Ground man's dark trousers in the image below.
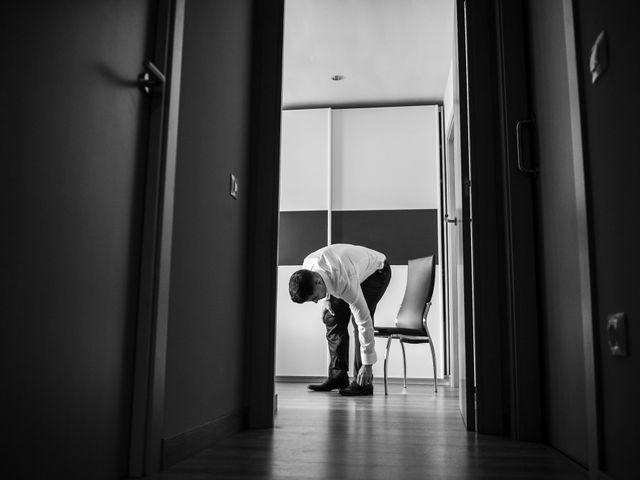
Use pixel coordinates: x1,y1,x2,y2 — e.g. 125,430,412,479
322,261,392,380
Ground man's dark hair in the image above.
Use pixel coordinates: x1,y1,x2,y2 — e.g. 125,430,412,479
289,269,315,303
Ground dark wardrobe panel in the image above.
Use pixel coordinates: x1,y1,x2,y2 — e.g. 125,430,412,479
332,210,438,264
279,211,328,265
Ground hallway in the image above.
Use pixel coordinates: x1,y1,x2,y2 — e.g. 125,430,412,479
151,382,586,479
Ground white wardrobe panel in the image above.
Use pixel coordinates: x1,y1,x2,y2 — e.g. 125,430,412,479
276,264,443,379
279,108,330,212
275,266,328,377
331,105,440,211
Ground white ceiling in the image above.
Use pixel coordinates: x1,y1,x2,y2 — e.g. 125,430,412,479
282,0,454,109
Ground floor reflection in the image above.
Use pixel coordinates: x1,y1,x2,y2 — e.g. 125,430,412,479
153,381,586,479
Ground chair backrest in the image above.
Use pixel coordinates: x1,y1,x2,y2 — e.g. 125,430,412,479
395,256,436,331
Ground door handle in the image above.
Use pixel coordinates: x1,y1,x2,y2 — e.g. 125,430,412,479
516,119,538,174
138,61,166,95
445,216,458,226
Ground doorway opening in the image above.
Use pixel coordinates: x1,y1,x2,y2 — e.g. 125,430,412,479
272,0,467,417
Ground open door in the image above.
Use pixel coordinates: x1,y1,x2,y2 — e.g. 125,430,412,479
515,0,597,469
1,1,178,478
443,0,476,430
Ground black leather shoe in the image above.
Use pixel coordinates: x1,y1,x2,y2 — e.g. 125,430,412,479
339,381,374,396
307,376,350,391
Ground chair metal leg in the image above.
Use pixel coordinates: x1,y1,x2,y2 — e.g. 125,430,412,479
400,340,407,390
428,339,438,393
384,336,392,395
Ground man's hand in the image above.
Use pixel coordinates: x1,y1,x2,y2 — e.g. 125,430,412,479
356,364,373,386
321,300,334,316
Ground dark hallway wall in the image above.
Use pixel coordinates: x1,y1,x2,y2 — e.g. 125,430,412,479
162,0,253,457
573,1,640,478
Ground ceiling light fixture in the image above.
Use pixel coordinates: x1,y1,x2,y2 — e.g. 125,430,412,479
331,75,344,81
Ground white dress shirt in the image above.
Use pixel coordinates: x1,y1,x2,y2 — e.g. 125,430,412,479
302,244,386,365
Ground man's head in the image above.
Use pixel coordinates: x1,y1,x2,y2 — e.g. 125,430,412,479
289,269,326,304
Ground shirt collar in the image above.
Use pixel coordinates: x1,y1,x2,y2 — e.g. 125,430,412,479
316,270,333,299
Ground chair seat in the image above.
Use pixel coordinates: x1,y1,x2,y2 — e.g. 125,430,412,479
374,326,426,337
398,335,430,344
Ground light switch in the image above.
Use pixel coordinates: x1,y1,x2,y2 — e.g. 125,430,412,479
230,173,238,199
607,312,628,357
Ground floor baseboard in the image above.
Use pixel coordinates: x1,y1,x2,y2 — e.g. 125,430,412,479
162,411,241,469
276,375,449,385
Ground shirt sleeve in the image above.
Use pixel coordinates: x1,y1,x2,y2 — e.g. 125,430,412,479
349,286,378,365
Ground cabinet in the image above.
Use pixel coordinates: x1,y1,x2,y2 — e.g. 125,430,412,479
276,106,442,380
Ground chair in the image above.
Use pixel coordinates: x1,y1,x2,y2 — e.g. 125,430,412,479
374,256,438,395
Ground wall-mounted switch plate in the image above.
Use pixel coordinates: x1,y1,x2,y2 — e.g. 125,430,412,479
607,312,628,357
230,173,238,199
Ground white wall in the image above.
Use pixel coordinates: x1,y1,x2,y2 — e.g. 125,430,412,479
277,105,443,380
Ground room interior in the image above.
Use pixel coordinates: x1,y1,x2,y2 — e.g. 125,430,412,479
275,0,454,391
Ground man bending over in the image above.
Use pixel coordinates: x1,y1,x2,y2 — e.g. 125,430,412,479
289,244,391,396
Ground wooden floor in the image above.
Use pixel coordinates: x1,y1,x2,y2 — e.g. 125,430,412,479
150,382,586,479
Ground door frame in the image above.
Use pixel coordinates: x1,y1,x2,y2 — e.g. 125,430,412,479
456,0,512,434
493,0,543,440
443,116,459,388
452,0,477,431
247,0,516,437
242,0,286,429
128,0,185,476
245,0,501,434
558,1,600,472
438,105,450,378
